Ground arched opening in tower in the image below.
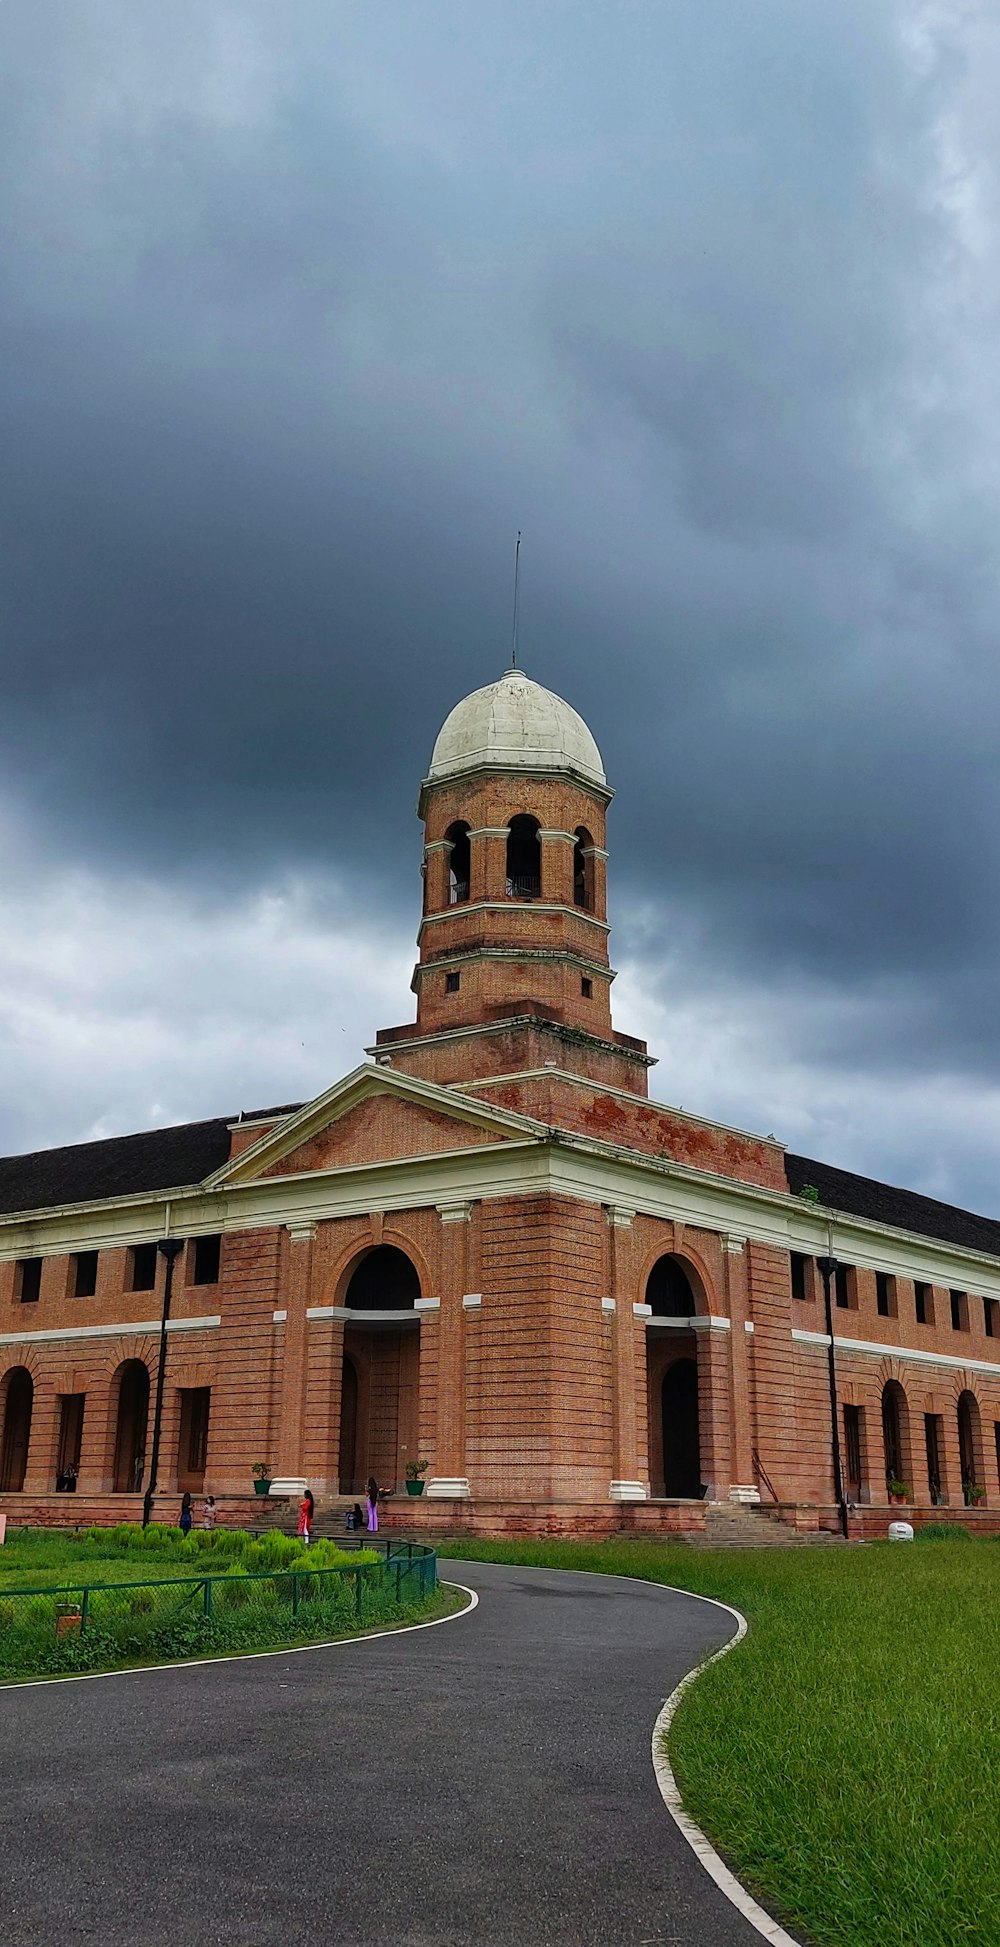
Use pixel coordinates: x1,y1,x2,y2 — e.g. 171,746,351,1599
506,816,541,899
574,826,594,909
446,821,471,904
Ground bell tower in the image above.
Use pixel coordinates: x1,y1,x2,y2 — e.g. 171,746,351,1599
369,667,651,1094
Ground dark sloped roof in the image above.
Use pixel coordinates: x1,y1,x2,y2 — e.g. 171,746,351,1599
0,1118,235,1218
786,1152,1000,1261
0,1102,308,1219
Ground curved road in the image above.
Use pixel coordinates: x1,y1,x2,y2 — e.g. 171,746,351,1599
0,1559,779,1947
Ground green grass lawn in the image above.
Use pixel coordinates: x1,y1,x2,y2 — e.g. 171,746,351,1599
0,1524,439,1680
438,1534,1000,1947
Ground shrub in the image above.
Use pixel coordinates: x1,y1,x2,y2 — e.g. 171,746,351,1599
916,1523,974,1542
128,1588,156,1615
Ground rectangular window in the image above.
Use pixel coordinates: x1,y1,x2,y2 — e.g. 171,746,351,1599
834,1263,853,1309
73,1250,98,1298
950,1289,968,1332
995,1423,1000,1496
581,977,593,998
914,1281,932,1326
192,1234,221,1286
129,1243,158,1293
445,971,461,993
790,1252,809,1302
985,1298,999,1340
178,1387,211,1484
875,1271,894,1318
16,1258,42,1304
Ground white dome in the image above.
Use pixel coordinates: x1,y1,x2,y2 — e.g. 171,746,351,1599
426,668,606,789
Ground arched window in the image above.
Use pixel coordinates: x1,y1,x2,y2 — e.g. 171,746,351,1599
881,1380,907,1493
113,1360,150,1493
0,1367,33,1492
958,1390,983,1504
446,822,470,905
344,1245,421,1312
574,826,595,910
646,1255,696,1319
506,816,541,899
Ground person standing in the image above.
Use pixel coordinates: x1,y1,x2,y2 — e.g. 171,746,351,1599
179,1491,193,1537
201,1495,217,1531
298,1488,315,1546
366,1476,379,1533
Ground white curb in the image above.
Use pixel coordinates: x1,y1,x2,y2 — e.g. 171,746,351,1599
650,1595,803,1945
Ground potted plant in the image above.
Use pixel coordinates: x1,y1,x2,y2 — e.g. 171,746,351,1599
966,1481,987,1506
252,1461,273,1497
405,1458,429,1497
887,1478,909,1505
55,1601,82,1638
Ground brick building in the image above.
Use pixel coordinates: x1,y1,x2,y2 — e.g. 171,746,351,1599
4,666,1000,1536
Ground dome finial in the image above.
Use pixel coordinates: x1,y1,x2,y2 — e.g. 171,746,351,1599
510,529,522,670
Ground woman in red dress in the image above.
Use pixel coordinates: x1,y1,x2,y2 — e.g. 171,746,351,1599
297,1488,314,1545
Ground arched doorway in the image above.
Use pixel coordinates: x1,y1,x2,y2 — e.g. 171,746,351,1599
339,1247,421,1494
645,1254,703,1497
662,1359,701,1498
113,1361,150,1493
881,1380,907,1495
0,1368,33,1492
958,1390,983,1504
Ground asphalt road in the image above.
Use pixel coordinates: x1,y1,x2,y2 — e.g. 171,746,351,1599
0,1559,774,1947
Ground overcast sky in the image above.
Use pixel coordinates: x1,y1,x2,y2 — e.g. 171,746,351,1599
2,1,1000,1214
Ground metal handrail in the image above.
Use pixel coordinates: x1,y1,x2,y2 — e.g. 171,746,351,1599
505,874,540,898
751,1447,779,1502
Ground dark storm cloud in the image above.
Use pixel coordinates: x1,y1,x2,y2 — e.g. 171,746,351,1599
2,0,1000,1197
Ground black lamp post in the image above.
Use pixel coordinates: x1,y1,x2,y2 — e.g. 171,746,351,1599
816,1255,849,1539
142,1237,184,1530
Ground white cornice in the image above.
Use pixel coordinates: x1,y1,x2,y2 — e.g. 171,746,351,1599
419,901,610,935
793,1326,1000,1381
411,946,614,981
0,1314,220,1348
4,1096,1000,1306
366,1013,654,1068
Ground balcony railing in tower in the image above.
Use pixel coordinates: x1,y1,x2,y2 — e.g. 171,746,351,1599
506,874,541,899
449,880,469,905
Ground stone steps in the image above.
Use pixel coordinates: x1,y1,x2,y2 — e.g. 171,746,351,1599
686,1504,844,1549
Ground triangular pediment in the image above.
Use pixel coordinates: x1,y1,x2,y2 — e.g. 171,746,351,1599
205,1063,547,1188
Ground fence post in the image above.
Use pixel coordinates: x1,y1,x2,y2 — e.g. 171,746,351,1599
80,1587,90,1633
203,1577,213,1618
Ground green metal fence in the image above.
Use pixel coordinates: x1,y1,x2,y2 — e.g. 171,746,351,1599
0,1541,438,1676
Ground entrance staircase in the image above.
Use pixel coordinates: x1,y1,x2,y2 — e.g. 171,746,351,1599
689,1502,844,1549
